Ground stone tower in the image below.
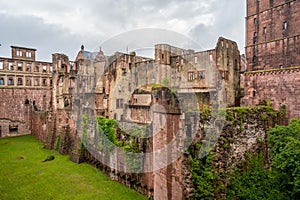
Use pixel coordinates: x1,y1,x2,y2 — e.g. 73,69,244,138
244,0,300,121
245,0,300,71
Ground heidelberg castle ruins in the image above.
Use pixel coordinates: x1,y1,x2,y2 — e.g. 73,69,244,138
0,0,299,199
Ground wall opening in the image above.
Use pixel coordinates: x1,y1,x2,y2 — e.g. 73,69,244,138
9,125,18,134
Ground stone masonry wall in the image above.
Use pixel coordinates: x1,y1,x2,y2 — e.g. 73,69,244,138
0,88,51,138
185,106,285,199
244,67,300,121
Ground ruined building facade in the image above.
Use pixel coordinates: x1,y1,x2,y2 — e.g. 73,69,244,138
0,46,52,138
244,0,300,120
0,36,241,199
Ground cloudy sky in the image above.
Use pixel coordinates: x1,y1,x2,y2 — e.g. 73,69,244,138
0,0,245,62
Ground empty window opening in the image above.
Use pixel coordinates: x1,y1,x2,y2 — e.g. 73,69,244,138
0,77,4,85
26,79,31,86
161,53,164,60
252,55,257,64
8,78,14,85
16,50,22,57
263,27,267,34
26,52,32,58
34,78,39,86
9,125,18,134
253,32,257,44
283,21,288,30
209,54,213,64
254,18,257,24
25,99,30,105
17,63,22,71
0,62,3,70
43,65,47,73
17,78,23,85
9,62,13,70
234,59,238,70
194,56,198,64
26,63,31,71
116,98,124,109
198,71,205,80
42,79,47,86
35,66,39,72
188,72,195,81
253,91,256,97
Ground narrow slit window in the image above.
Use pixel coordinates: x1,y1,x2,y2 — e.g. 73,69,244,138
283,21,288,30
263,27,267,34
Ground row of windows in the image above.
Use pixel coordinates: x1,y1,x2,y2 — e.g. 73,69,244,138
0,77,50,86
252,21,288,44
188,71,205,81
0,61,52,72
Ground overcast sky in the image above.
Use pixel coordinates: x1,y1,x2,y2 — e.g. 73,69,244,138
0,0,246,62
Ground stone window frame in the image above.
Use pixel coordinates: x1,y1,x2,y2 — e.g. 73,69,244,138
252,55,258,64
42,65,47,73
188,71,195,81
16,50,22,57
26,78,32,86
17,77,23,86
8,77,14,85
26,51,32,58
0,61,3,70
35,65,39,72
283,21,288,30
26,63,31,72
9,62,14,70
17,63,23,71
263,27,267,34
34,78,40,86
42,78,47,86
116,98,124,109
253,32,257,44
0,77,4,85
198,71,205,80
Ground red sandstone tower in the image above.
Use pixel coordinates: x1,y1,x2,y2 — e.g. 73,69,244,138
244,0,300,120
245,0,300,71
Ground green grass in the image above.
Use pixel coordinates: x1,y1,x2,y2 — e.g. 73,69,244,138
0,135,147,200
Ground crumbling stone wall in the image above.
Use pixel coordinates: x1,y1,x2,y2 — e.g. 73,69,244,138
185,106,285,199
0,88,51,138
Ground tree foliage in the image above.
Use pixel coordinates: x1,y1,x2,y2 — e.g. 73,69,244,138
226,119,300,199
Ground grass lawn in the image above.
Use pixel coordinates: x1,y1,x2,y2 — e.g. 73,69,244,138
0,135,147,200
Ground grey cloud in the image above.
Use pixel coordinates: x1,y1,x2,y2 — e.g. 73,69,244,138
0,13,100,61
0,0,245,60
